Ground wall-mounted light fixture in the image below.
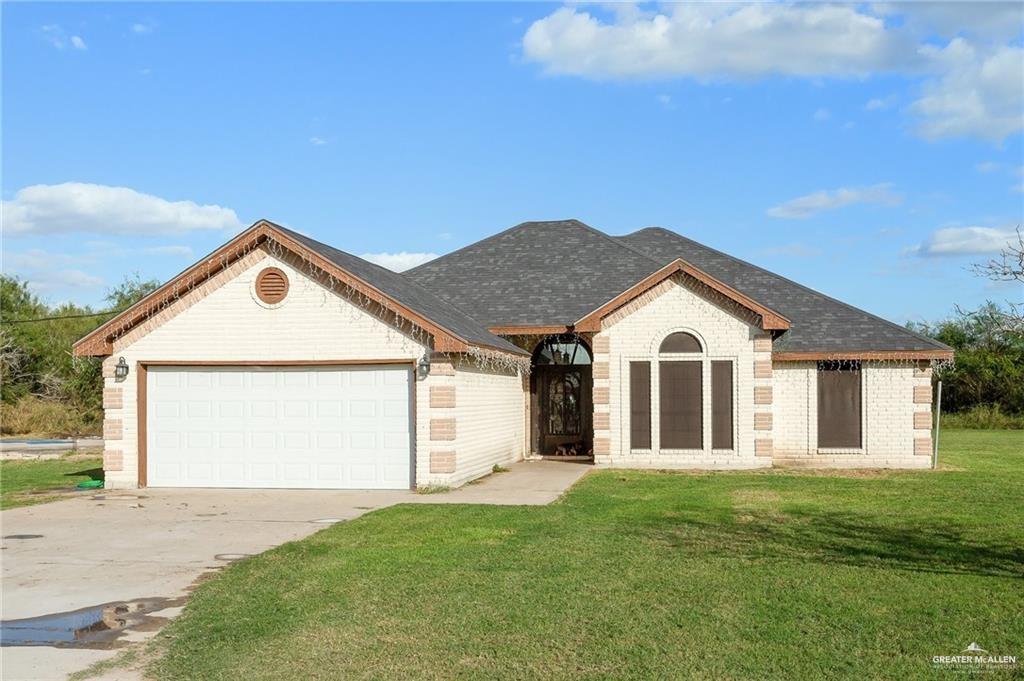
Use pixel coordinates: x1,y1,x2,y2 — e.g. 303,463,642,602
114,357,129,380
417,354,430,379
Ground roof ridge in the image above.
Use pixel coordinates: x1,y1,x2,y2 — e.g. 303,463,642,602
404,219,584,275
627,227,951,352
568,219,665,267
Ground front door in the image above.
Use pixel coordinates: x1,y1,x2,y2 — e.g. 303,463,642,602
535,365,592,456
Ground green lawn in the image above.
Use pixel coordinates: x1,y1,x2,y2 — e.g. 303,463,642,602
151,430,1023,680
0,454,103,509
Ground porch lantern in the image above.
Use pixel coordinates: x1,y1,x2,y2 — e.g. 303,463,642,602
114,357,129,380
417,354,430,379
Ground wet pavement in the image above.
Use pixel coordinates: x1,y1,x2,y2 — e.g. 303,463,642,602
1,598,182,648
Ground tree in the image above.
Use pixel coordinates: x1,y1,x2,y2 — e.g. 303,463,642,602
968,227,1023,336
0,273,161,435
910,302,1024,415
104,273,162,311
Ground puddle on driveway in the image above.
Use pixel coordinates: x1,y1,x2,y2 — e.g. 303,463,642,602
1,597,183,648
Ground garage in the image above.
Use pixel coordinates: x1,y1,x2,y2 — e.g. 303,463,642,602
144,364,413,489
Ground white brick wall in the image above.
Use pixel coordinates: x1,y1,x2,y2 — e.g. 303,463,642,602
773,361,932,468
597,275,769,469
419,357,525,488
104,247,429,488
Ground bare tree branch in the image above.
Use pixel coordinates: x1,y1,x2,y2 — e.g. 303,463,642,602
965,227,1023,337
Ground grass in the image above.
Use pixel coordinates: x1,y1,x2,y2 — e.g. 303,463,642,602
150,430,1023,680
0,453,103,509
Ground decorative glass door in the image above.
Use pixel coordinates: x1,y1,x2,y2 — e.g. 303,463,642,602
546,370,582,437
530,336,594,457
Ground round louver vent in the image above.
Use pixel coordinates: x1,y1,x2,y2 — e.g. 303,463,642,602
255,267,289,304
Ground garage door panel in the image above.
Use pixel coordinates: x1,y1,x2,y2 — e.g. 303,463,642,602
147,365,412,489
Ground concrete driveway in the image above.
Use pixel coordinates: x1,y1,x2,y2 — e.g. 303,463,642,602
1,460,588,680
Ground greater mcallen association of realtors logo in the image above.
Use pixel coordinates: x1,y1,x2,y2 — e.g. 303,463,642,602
932,642,1018,673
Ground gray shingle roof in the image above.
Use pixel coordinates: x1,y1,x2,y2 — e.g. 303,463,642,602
405,220,664,326
272,224,527,355
405,220,951,355
617,227,951,354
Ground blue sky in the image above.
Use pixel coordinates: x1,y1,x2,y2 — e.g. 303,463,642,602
2,2,1022,326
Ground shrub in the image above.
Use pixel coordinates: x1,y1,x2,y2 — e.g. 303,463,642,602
941,404,1024,430
0,396,102,437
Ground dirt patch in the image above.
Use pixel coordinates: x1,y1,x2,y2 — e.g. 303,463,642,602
771,468,902,479
731,488,787,524
731,489,782,505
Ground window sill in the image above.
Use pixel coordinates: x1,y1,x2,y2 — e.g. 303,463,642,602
817,448,865,455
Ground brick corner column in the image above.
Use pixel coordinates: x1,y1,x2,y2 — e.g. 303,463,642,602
752,333,773,460
591,333,612,462
912,365,934,457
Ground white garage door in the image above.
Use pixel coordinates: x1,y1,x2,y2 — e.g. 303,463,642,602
146,365,412,489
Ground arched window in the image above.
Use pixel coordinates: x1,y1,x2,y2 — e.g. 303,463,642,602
659,331,702,354
532,337,592,365
658,330,704,449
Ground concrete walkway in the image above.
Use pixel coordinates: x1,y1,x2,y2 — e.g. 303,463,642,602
1,459,589,680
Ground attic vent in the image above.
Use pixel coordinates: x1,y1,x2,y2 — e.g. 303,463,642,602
255,267,289,304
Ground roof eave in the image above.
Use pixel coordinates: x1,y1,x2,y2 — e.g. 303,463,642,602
772,349,954,361
572,258,791,333
73,220,481,357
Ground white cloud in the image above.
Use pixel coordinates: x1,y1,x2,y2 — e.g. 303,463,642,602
523,5,917,80
912,226,1018,256
767,183,903,219
522,4,1023,143
131,22,155,34
26,269,104,294
144,245,193,258
2,183,242,236
975,161,1001,173
70,35,87,50
309,136,328,146
41,25,70,50
813,107,830,121
359,252,438,272
881,2,1024,42
911,40,1024,142
864,95,896,111
656,93,674,109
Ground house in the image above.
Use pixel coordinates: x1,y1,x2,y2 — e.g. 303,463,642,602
73,219,953,490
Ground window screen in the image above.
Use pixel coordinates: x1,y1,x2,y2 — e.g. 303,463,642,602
660,361,702,449
817,361,862,448
711,361,733,449
630,362,651,449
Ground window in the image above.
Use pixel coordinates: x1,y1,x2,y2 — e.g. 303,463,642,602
660,361,702,449
817,361,862,448
630,362,651,449
711,361,733,449
659,332,702,353
532,338,592,365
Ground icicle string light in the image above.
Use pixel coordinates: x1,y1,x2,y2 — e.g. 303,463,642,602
94,235,953,378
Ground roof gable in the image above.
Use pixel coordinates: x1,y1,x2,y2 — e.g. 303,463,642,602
617,227,952,357
573,258,790,332
73,220,526,357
